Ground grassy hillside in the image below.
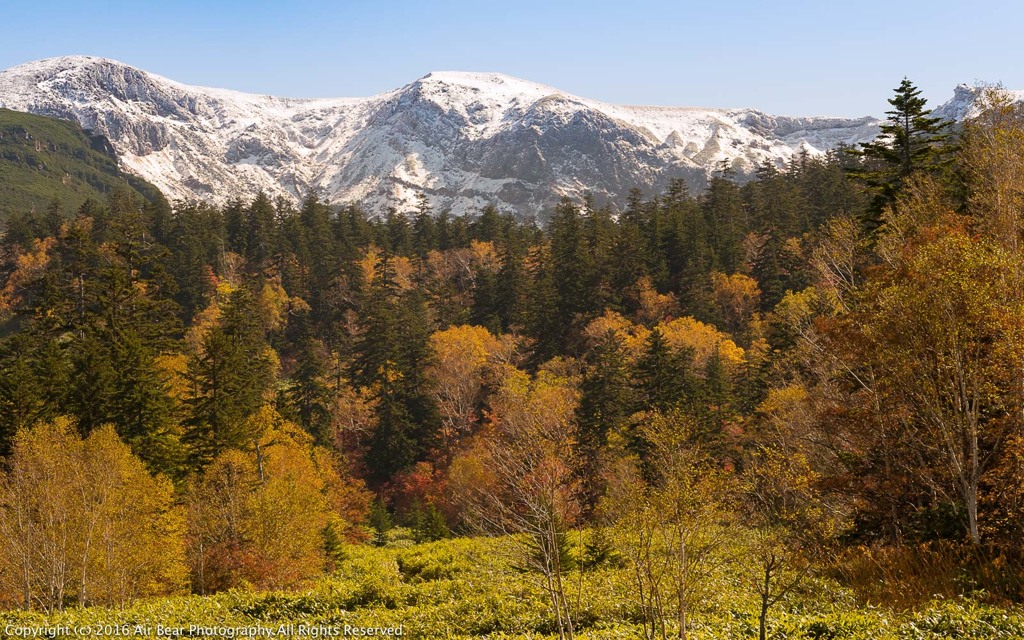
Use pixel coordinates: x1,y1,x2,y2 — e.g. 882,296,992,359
2,533,1022,639
0,107,162,220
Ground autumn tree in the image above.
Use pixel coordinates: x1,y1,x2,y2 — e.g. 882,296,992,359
602,411,735,640
0,419,186,611
709,271,761,337
187,408,365,592
961,87,1024,259
77,426,187,606
453,364,582,640
959,89,1024,544
425,325,516,453
742,448,833,640
852,203,1024,543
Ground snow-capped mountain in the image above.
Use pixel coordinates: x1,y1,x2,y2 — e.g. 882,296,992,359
931,83,1024,122
0,56,888,215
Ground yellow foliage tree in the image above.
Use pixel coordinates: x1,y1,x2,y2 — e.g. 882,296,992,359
583,311,645,354
359,246,414,290
452,364,582,639
962,87,1024,257
426,325,518,445
710,272,761,335
331,380,378,456
80,426,187,606
0,236,55,320
631,276,680,326
855,224,1024,544
0,419,186,611
602,411,736,640
188,408,368,592
656,317,745,371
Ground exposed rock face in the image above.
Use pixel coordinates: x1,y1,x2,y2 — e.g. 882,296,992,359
2,56,951,216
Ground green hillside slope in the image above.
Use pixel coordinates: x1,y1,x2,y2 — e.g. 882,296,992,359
0,107,163,220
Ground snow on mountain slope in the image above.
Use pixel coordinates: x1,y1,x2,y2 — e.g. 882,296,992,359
0,56,893,215
931,83,1024,122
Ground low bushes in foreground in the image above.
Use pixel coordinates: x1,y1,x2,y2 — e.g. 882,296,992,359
2,535,1023,639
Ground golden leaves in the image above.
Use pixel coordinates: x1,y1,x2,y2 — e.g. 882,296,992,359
583,310,746,371
188,407,368,592
710,271,761,334
0,419,187,609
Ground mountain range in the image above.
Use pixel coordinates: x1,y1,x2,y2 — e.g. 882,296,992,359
0,56,1005,216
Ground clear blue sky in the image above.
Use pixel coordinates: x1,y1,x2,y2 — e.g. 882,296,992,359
2,0,1020,117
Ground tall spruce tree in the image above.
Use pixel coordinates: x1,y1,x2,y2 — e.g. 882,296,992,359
702,166,747,274
286,332,334,444
184,286,275,469
352,253,440,484
577,330,635,476
412,194,437,258
633,328,699,414
547,197,598,350
851,78,951,232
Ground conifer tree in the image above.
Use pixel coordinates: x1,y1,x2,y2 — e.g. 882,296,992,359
577,331,635,500
525,246,563,362
287,333,334,444
245,192,277,270
470,260,502,334
352,253,439,483
384,208,413,257
470,204,503,243
184,286,275,469
702,167,747,274
609,192,649,312
851,78,951,232
412,194,438,258
547,197,599,350
655,179,695,292
0,336,55,455
495,232,528,332
634,328,698,414
167,202,225,317
297,192,340,321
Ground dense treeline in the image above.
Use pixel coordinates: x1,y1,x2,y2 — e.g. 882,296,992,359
0,149,858,479
1,81,1023,630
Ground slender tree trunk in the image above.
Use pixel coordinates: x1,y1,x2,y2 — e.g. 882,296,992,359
253,439,266,483
969,413,980,544
550,521,574,640
759,603,769,640
759,563,773,640
966,479,980,544
677,533,687,640
545,568,565,640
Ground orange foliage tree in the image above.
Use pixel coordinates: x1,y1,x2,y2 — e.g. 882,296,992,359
426,324,518,446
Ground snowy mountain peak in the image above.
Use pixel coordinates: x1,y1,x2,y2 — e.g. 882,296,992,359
7,55,121,74
932,83,1024,122
0,57,998,217
414,71,565,101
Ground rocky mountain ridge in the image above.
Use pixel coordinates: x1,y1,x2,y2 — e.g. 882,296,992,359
1,56,977,216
